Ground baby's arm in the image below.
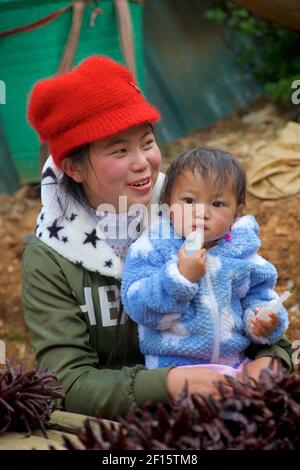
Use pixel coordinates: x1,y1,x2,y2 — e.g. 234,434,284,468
121,236,199,329
241,260,289,344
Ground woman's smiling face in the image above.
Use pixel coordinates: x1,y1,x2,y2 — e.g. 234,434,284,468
64,125,161,211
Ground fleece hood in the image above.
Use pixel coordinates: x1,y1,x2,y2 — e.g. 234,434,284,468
35,155,164,278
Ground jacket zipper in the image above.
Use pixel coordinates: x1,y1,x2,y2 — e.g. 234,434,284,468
205,256,220,363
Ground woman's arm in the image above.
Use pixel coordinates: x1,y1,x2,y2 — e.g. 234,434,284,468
23,240,230,417
239,337,293,382
245,336,293,373
22,241,172,419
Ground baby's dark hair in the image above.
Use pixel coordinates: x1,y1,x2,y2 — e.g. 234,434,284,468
160,147,246,207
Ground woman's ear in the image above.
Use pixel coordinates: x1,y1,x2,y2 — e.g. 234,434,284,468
61,157,84,183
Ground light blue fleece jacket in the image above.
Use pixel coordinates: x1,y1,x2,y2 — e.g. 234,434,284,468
121,215,289,369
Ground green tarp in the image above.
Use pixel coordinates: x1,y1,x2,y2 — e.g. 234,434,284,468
0,0,144,185
144,0,261,144
0,0,263,188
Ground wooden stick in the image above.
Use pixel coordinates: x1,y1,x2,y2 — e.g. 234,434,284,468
114,0,136,77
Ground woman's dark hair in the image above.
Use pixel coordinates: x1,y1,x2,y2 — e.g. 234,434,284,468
59,143,91,211
49,125,155,354
160,147,246,207
38,143,91,221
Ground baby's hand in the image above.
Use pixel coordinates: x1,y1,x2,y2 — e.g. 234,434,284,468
178,246,207,282
251,308,279,337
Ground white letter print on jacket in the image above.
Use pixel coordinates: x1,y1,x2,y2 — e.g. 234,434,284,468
79,286,126,327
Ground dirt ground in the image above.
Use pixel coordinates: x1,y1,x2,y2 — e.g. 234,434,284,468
0,100,299,368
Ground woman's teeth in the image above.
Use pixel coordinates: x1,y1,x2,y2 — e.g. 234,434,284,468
132,178,150,187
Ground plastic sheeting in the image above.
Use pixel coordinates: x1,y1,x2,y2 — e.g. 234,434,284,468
144,0,261,144
0,122,19,194
248,122,300,199
0,0,144,183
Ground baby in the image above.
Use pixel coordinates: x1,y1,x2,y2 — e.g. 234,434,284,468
121,148,289,371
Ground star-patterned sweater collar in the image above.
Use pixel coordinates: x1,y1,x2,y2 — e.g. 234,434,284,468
36,156,164,278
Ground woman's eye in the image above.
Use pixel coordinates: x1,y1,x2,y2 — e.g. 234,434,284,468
111,148,127,155
184,197,194,204
213,201,224,208
143,139,154,148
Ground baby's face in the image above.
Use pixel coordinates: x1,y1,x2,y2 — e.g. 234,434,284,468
169,169,241,247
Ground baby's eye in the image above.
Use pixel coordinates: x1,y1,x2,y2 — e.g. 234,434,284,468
213,201,224,208
183,197,194,204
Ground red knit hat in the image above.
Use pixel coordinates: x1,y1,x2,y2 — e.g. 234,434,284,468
27,55,160,167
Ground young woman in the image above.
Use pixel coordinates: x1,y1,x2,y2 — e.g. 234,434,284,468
23,56,293,420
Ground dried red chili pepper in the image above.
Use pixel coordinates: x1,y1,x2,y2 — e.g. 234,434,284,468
64,362,300,450
0,361,64,437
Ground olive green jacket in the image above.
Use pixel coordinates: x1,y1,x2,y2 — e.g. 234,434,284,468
22,237,293,420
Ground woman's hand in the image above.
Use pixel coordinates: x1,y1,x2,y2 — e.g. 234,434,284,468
238,356,280,382
166,366,230,399
178,246,207,283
